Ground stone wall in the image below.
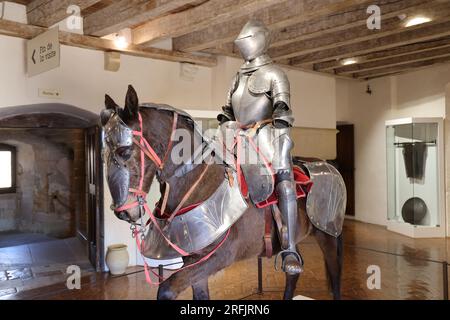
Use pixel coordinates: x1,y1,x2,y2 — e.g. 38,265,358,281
0,129,85,238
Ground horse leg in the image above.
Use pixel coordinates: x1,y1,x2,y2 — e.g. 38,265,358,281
157,208,264,300
313,229,343,300
192,278,210,300
157,236,237,300
283,273,300,300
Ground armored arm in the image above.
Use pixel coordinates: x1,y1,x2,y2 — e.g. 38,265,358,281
217,73,239,124
271,69,294,128
270,67,295,172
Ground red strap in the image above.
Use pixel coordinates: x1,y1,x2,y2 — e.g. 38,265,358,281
159,182,170,218
132,112,163,169
134,230,164,286
155,201,202,218
144,203,190,256
115,201,139,212
236,135,248,198
136,227,231,286
132,137,162,169
166,164,210,225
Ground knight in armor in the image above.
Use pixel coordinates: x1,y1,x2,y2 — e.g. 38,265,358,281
217,20,303,275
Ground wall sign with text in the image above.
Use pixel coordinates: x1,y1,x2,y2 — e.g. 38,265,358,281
27,27,60,77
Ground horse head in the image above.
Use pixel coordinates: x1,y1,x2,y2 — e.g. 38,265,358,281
101,85,160,224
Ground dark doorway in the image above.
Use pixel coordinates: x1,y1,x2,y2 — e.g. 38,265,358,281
85,126,105,271
335,124,355,217
0,104,103,296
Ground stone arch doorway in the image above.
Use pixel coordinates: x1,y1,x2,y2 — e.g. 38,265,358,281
0,104,104,294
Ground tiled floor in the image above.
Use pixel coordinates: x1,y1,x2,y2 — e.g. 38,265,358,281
0,236,88,266
2,220,449,300
0,231,54,248
0,236,94,296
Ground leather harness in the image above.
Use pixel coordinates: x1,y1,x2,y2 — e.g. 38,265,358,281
113,111,230,285
110,110,308,283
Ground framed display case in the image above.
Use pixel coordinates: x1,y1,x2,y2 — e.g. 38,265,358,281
386,117,445,238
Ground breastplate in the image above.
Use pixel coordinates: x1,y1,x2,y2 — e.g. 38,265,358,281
231,73,272,126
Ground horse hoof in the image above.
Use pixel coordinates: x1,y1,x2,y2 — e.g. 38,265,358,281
157,286,177,300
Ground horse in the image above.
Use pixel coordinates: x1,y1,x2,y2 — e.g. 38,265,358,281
101,85,344,300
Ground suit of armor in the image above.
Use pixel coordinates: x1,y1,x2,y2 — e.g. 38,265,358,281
217,20,303,275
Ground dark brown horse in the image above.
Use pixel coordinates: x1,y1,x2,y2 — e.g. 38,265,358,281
101,86,343,300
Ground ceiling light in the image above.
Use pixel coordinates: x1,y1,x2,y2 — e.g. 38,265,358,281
342,58,358,66
405,16,432,27
114,34,129,50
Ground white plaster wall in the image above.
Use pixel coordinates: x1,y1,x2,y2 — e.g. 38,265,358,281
394,65,447,118
446,83,450,237
336,63,450,228
344,77,394,226
335,79,351,123
0,34,338,266
285,68,336,129
0,36,214,110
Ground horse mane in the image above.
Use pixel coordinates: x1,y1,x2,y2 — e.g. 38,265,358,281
139,103,196,126
137,103,206,146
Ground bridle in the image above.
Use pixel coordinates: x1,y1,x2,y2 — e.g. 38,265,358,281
107,108,230,285
113,111,178,221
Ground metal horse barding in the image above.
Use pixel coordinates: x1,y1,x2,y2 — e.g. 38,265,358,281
101,86,346,300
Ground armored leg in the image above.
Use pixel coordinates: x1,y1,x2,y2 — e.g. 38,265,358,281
276,171,303,275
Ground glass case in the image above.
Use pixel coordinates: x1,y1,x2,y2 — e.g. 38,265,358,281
386,118,445,238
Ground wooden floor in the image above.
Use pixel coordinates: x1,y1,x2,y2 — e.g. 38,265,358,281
2,220,449,300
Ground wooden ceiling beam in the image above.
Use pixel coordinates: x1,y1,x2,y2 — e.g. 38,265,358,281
353,55,450,79
314,36,450,71
83,0,200,37
268,0,432,49
4,0,33,5
0,19,217,67
290,20,450,67
205,45,354,81
132,0,279,46
26,0,102,27
270,2,450,61
173,0,374,52
80,0,115,17
336,46,450,75
209,0,432,56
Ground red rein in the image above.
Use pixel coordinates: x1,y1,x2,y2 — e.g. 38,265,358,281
114,111,230,286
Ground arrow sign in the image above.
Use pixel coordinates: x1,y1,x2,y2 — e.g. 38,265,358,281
27,27,60,77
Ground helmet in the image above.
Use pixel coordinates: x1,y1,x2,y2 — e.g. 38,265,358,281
234,20,270,61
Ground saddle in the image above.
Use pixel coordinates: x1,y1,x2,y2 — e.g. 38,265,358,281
239,165,312,208
234,129,312,207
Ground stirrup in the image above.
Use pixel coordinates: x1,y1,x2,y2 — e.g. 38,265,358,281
274,250,304,273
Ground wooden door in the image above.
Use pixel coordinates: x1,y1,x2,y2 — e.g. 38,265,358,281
85,126,105,271
336,124,355,217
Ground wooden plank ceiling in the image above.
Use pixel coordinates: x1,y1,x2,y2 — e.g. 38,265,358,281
3,0,450,79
